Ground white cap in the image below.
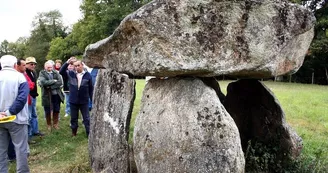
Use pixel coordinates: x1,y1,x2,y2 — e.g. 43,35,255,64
0,55,17,68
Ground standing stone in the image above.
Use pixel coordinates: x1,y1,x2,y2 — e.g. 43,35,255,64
89,69,136,173
199,77,226,103
134,77,245,173
84,0,315,78
223,79,302,168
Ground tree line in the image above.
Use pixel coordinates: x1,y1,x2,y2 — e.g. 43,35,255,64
0,0,327,84
289,0,328,85
0,0,151,71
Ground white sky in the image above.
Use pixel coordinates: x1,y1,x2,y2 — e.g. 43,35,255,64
0,0,82,42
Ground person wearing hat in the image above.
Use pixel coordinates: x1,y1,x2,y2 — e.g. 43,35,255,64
25,57,44,138
0,55,30,172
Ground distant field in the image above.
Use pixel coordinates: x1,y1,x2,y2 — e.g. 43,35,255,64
10,80,327,172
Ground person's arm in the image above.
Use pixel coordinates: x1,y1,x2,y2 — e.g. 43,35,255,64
5,80,29,116
59,62,69,77
38,71,56,87
51,72,63,89
24,73,35,90
89,74,94,103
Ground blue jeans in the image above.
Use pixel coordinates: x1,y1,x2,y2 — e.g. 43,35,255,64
65,93,70,115
28,97,39,137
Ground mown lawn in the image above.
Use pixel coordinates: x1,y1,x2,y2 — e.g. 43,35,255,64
9,80,328,172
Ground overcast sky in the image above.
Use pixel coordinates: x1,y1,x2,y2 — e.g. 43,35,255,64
0,0,82,42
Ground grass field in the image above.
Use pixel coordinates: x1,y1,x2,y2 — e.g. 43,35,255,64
9,80,328,172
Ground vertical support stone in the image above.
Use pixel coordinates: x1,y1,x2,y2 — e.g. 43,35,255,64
223,79,302,169
199,77,226,103
134,77,244,173
89,69,136,173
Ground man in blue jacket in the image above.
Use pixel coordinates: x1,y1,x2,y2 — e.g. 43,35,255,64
59,57,93,137
0,55,30,172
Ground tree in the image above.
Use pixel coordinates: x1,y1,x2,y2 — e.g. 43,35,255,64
31,10,68,38
47,0,151,60
293,0,328,84
0,40,10,57
75,0,152,50
47,35,81,61
25,10,68,71
0,37,28,58
283,0,328,84
9,37,28,58
76,0,136,49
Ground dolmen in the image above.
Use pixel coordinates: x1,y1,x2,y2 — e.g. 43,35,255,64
85,0,315,172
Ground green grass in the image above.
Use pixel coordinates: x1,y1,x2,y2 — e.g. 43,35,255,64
9,80,328,172
9,98,90,173
263,81,328,172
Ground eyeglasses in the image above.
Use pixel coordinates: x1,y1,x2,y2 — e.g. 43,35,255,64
29,63,36,66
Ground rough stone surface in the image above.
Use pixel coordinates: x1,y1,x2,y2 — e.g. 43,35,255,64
84,0,315,78
199,77,225,103
133,77,245,173
89,69,136,173
223,79,302,160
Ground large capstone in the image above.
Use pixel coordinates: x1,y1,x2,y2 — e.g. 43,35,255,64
133,77,245,172
223,79,302,168
84,0,315,78
89,69,135,173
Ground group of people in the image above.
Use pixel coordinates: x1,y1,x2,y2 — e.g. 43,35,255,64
0,55,98,172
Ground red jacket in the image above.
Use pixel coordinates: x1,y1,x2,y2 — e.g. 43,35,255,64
23,72,35,105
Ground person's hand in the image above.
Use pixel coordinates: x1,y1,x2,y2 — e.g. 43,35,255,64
0,112,6,118
67,58,72,64
67,57,77,64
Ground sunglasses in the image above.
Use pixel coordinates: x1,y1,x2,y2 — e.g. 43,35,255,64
28,63,36,66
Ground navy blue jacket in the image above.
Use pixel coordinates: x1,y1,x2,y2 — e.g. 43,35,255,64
59,62,94,104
